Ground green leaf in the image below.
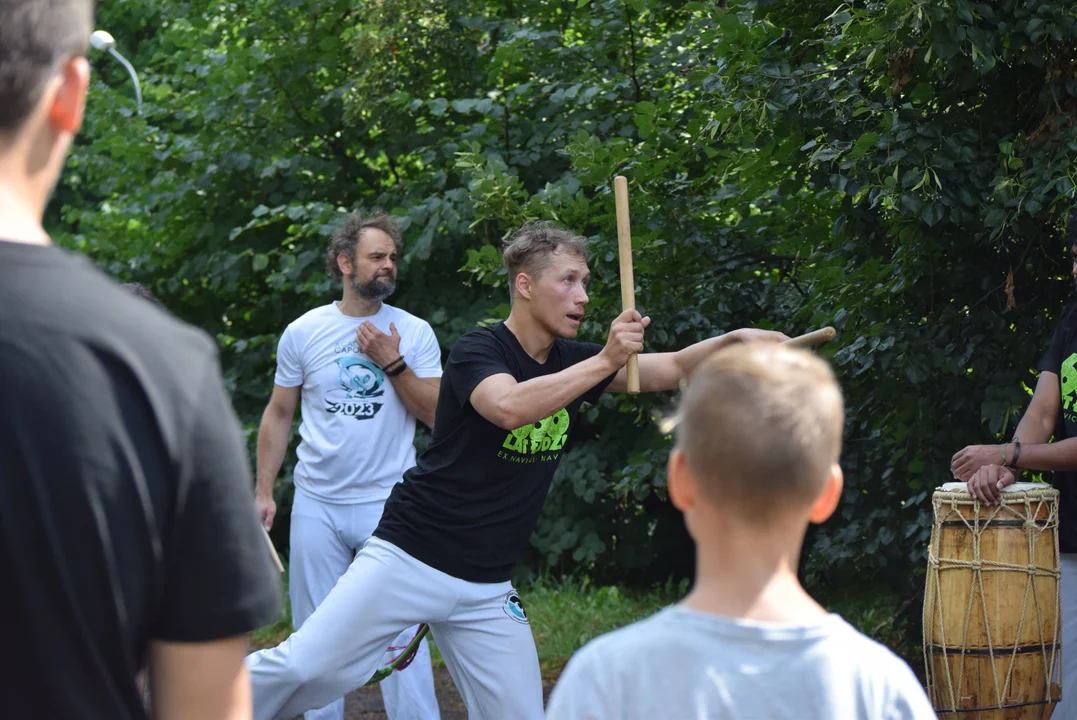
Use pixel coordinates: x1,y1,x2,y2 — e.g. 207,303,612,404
429,98,449,116
984,208,1008,227
922,203,944,227
252,254,269,271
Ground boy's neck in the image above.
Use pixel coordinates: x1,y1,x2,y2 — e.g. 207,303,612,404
681,514,827,624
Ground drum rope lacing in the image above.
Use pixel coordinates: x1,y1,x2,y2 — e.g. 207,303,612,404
922,488,1061,712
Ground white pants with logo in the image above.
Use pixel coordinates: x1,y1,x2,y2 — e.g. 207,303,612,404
1057,553,1077,717
248,535,544,720
287,490,439,720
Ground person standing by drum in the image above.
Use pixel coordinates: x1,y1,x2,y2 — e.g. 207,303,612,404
951,210,1077,717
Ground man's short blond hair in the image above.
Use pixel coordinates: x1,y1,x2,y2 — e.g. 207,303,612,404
501,221,590,300
674,343,844,515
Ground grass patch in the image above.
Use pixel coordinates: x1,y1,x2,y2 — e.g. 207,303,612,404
522,576,688,682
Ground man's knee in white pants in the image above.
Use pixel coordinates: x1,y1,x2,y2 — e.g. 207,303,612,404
430,587,544,720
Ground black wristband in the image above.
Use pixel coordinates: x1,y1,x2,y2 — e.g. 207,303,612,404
386,358,407,377
381,355,403,371
1010,439,1022,469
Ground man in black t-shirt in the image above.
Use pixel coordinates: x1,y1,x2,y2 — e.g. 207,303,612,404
951,213,1077,717
0,3,282,718
248,221,788,720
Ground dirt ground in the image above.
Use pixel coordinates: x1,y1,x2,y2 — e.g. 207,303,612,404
287,666,557,720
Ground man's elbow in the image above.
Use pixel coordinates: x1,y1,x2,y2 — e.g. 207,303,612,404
421,410,437,431
262,403,291,426
490,400,524,431
1033,409,1058,441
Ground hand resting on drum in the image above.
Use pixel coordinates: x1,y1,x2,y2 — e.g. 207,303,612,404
950,443,1007,482
965,464,1016,506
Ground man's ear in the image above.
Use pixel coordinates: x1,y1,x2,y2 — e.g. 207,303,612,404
667,449,696,513
808,464,843,524
515,271,533,301
337,253,353,278
48,56,90,135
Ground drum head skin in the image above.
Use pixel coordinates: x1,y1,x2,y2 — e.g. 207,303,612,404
939,481,1045,493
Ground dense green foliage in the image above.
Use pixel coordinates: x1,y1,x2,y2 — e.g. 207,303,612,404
54,0,1077,656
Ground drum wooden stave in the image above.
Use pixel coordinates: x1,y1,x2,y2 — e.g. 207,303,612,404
923,482,1062,719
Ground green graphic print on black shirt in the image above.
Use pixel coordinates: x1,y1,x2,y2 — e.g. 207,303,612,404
1039,302,1077,554
374,322,616,582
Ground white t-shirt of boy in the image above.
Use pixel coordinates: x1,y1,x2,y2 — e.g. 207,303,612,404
274,301,443,504
545,606,937,720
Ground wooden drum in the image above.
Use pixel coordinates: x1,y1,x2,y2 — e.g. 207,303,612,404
923,482,1062,718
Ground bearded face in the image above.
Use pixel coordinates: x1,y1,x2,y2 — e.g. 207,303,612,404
345,227,398,302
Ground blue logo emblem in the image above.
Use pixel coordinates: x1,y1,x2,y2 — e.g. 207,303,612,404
503,591,528,625
325,356,386,420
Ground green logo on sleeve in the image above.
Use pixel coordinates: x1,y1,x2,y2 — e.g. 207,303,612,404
1063,353,1077,415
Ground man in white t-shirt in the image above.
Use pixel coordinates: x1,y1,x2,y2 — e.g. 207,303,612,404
545,344,936,720
255,212,442,720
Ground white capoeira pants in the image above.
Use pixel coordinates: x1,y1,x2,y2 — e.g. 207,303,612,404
248,535,544,720
1057,553,1077,717
286,489,439,720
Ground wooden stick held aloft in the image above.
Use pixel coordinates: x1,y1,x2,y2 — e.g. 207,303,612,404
613,175,640,394
783,326,837,349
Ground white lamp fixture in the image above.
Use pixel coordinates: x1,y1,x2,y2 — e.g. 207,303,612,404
90,30,143,115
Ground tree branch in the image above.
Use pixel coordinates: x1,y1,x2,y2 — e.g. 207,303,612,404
265,63,316,128
624,4,643,103
386,153,401,186
502,93,511,157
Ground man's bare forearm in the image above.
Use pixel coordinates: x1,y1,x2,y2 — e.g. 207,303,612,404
255,411,291,497
389,370,439,429
1013,437,1077,472
491,354,616,429
673,334,739,379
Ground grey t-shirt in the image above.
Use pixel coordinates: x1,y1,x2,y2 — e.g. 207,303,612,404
545,606,936,720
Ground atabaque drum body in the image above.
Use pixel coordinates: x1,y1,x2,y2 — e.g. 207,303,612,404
923,482,1061,718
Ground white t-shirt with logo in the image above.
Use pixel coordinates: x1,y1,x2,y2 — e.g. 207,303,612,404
274,302,443,504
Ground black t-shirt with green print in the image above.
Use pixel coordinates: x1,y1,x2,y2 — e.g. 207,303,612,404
374,322,616,582
1039,303,1077,554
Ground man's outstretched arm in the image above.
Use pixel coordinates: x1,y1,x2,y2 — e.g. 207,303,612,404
957,371,1063,504
604,328,790,394
471,310,644,430
953,371,1061,480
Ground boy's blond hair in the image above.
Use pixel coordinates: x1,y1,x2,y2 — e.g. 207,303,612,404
675,343,844,516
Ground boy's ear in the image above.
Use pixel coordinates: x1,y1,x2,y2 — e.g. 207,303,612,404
667,449,696,513
808,464,843,524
